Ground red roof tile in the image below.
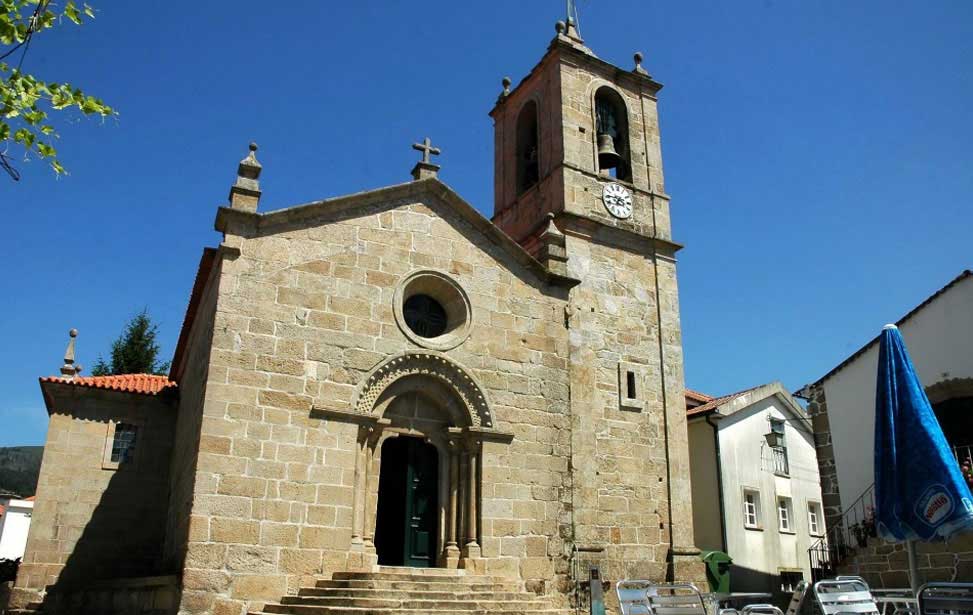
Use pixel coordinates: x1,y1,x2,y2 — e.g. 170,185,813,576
686,385,761,417
39,374,177,396
685,389,714,403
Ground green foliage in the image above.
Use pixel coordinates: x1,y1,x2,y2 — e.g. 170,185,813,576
0,445,43,497
1,0,115,177
90,309,170,376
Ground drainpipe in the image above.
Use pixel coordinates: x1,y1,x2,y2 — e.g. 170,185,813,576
705,413,728,553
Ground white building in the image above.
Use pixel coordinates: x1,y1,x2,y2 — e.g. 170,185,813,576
687,382,825,599
0,496,34,561
801,269,973,586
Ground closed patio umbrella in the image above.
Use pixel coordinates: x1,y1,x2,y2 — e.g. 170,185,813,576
874,324,973,593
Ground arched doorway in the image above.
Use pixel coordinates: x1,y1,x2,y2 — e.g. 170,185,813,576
374,436,439,567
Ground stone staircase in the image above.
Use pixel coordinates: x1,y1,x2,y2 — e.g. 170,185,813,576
249,566,570,615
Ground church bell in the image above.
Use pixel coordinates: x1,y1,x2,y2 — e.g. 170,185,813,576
597,133,622,170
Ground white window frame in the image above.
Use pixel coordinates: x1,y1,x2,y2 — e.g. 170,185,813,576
808,501,823,536
743,489,761,529
778,496,794,533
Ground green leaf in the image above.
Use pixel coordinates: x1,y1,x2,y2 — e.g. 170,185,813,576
64,2,81,24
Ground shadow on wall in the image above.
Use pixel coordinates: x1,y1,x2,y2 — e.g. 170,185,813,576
38,424,175,614
730,565,797,610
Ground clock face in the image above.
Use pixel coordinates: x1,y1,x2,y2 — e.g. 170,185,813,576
602,182,633,219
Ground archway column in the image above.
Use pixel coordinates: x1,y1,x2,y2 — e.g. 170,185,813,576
459,435,483,569
443,437,461,568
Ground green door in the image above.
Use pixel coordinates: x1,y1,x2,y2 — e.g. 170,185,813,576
375,437,439,567
403,439,438,567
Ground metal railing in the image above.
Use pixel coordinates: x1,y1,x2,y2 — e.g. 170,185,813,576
807,483,876,582
954,444,973,489
808,443,973,581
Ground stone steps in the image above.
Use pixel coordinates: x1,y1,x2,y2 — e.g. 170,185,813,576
297,588,538,600
257,609,566,615
314,580,523,592
249,567,569,615
280,597,554,609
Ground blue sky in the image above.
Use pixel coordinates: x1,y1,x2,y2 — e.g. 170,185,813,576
1,1,971,446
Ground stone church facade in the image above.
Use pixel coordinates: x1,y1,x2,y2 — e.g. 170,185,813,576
9,19,703,615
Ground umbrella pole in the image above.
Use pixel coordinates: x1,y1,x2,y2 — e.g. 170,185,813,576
906,539,920,595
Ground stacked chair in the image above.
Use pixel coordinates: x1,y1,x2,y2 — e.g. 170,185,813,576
917,583,973,615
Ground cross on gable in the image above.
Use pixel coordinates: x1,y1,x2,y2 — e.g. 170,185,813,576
412,137,441,164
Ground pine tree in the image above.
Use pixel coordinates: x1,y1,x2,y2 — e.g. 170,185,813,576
90,309,170,376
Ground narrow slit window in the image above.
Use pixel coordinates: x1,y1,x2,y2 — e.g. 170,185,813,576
626,371,637,399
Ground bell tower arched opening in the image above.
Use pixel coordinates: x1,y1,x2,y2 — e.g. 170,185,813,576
594,86,631,181
516,100,540,194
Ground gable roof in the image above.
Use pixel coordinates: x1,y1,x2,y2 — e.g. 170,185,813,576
686,381,810,430
39,374,177,396
805,269,972,389
214,177,581,290
686,385,762,417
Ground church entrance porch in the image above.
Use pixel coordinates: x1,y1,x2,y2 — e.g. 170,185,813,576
316,351,513,573
375,436,439,567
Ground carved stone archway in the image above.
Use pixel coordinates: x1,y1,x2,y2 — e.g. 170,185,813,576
314,351,512,571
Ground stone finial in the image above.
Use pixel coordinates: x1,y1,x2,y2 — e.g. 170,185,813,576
555,21,566,35
410,137,441,181
497,77,512,105
60,328,80,379
564,0,584,43
538,213,568,276
228,142,262,212
633,51,650,77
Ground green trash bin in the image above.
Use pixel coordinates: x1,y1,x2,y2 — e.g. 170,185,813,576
700,550,732,593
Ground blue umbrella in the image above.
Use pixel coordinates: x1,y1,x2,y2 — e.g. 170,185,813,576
874,324,973,591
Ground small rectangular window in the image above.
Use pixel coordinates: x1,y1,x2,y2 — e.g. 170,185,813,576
780,571,805,593
778,497,793,532
744,490,761,528
103,421,139,470
808,502,822,536
618,362,644,410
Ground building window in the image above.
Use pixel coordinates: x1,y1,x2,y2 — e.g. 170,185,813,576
515,100,540,194
780,571,805,593
403,294,448,338
103,421,139,470
744,489,761,529
808,501,823,536
778,496,793,533
770,418,789,476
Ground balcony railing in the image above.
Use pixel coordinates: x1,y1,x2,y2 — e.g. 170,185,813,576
809,442,973,581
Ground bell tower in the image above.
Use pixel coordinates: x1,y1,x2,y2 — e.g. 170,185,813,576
490,16,672,252
490,11,704,585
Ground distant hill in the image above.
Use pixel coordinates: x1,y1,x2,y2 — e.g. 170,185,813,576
0,447,44,498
